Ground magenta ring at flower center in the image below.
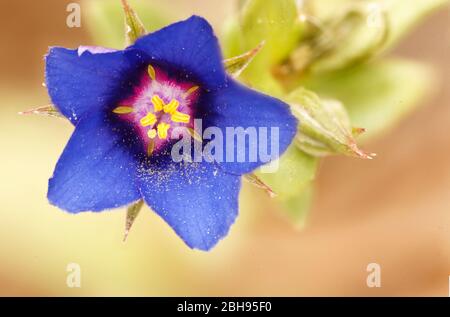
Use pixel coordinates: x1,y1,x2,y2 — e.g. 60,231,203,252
113,65,200,155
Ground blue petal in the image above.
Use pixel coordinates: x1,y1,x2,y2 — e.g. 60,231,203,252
48,114,143,213
138,155,240,251
132,16,226,90
45,47,145,124
200,79,298,175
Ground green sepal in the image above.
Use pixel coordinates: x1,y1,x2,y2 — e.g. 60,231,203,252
123,199,144,242
120,0,146,45
288,88,374,159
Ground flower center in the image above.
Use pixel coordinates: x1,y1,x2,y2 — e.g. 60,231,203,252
112,65,200,156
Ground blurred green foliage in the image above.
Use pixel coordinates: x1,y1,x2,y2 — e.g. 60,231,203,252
223,0,304,95
303,58,435,140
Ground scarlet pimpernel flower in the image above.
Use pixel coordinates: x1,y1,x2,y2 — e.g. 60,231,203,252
44,16,297,250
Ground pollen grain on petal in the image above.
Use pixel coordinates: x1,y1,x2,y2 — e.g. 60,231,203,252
148,65,156,81
157,122,170,139
113,106,134,114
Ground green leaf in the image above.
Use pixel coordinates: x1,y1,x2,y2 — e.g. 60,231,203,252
257,145,318,226
223,0,304,94
237,0,303,64
258,145,317,198
287,87,374,158
302,58,436,140
84,0,170,48
121,0,146,45
257,144,318,200
281,184,314,229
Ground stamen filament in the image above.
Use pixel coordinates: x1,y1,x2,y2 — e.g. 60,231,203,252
147,139,155,156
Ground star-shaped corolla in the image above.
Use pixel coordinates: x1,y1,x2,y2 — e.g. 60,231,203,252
45,16,297,250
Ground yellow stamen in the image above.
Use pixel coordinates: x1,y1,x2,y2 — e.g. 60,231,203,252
112,106,134,114
140,113,156,127
147,139,155,156
148,65,156,80
147,129,157,139
183,86,199,98
163,99,179,114
171,111,190,123
157,122,170,139
151,95,164,112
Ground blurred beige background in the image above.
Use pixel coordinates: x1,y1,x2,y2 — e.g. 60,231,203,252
0,0,448,296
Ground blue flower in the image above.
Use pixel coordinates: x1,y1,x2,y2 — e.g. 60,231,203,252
45,16,297,250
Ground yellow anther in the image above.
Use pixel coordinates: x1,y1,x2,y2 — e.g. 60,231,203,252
157,122,170,139
140,113,157,127
151,95,164,112
112,106,134,114
171,111,190,123
148,65,156,80
183,86,199,98
147,129,157,139
163,99,179,114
